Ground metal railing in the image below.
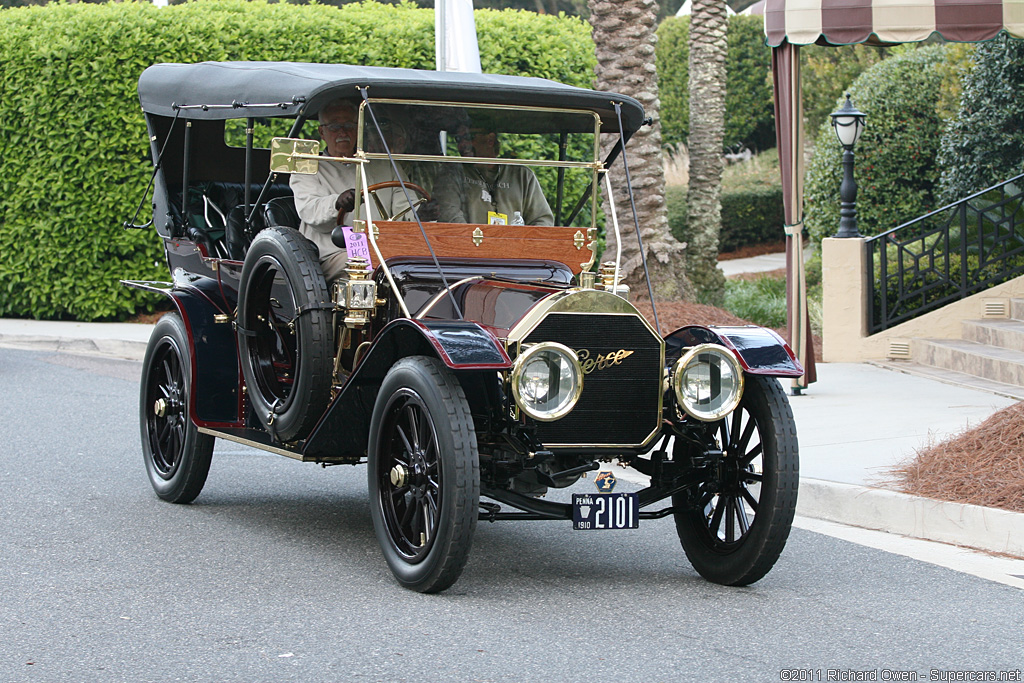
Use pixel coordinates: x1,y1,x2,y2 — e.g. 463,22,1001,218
866,173,1024,333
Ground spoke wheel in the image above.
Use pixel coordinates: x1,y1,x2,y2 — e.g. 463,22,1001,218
674,375,798,586
368,356,478,593
140,312,214,503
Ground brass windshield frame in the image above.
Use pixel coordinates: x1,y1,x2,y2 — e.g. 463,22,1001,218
349,98,605,320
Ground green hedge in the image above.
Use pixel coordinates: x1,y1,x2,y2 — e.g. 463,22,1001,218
666,184,784,254
656,14,776,152
0,0,594,321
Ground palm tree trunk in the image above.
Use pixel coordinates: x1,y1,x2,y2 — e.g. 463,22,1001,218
686,0,728,305
588,0,693,302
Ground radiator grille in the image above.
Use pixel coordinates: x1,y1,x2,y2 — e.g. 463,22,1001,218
522,313,662,447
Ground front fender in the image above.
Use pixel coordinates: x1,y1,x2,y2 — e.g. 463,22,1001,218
665,325,803,377
302,319,509,460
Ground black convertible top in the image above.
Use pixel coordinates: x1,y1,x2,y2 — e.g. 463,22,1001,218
138,61,646,135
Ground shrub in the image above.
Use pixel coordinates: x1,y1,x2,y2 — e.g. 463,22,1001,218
719,186,785,252
800,43,887,141
723,275,787,328
656,14,775,151
667,184,784,254
804,45,967,245
667,150,785,253
0,0,593,320
938,34,1024,203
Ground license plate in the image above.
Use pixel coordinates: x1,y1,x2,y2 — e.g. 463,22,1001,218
572,493,639,530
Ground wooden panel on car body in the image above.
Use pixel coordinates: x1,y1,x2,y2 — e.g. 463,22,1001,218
360,221,593,274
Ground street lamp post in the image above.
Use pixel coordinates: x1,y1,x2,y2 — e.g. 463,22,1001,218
830,94,867,238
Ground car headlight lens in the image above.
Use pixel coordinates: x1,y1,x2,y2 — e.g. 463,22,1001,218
511,342,584,422
672,344,744,421
346,280,377,309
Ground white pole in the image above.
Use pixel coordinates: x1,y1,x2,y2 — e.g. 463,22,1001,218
436,0,481,74
436,0,447,72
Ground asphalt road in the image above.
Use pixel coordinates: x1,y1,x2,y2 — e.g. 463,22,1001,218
1,348,1022,682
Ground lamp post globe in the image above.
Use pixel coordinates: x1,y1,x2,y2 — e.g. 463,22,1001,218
830,94,867,238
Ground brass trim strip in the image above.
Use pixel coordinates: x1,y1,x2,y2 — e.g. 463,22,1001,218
415,276,484,320
360,152,601,170
506,290,662,344
198,427,303,460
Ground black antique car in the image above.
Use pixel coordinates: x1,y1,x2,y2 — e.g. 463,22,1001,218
124,61,802,593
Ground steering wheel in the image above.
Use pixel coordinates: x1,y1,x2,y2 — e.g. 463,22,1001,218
337,181,432,225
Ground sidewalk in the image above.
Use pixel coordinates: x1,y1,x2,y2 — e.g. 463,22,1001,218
718,251,787,277
0,318,153,359
1,315,1022,557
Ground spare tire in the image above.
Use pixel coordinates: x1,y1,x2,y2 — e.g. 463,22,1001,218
237,226,333,442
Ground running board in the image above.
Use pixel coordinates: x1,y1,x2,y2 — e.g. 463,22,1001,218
197,426,360,464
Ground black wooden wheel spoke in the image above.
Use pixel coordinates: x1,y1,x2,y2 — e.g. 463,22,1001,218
740,443,763,467
736,418,756,454
395,423,415,461
157,419,171,444
708,495,726,535
741,487,760,512
401,405,420,453
422,500,435,540
400,496,416,527
725,496,736,542
412,502,425,541
735,498,750,535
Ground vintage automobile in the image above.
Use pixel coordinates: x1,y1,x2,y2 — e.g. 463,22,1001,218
124,61,802,593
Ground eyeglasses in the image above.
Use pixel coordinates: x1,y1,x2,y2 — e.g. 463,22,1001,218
320,122,357,133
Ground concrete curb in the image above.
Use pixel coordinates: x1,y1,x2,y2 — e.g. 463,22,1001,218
798,478,1024,558
0,321,154,361
0,334,149,361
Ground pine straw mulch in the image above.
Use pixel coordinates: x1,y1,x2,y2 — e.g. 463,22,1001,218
889,402,1024,514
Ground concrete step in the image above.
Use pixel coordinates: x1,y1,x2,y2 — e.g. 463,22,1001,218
913,338,1024,387
870,360,1024,401
962,318,1024,352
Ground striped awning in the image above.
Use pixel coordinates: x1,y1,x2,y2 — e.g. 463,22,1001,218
764,0,1024,47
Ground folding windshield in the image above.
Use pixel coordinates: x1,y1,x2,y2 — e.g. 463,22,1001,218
348,101,602,229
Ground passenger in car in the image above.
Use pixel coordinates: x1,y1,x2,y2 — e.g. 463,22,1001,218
453,121,554,226
289,99,359,282
364,115,465,224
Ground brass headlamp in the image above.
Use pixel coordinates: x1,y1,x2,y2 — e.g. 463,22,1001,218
334,256,377,327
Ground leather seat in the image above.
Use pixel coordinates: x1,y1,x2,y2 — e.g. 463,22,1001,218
263,196,300,229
